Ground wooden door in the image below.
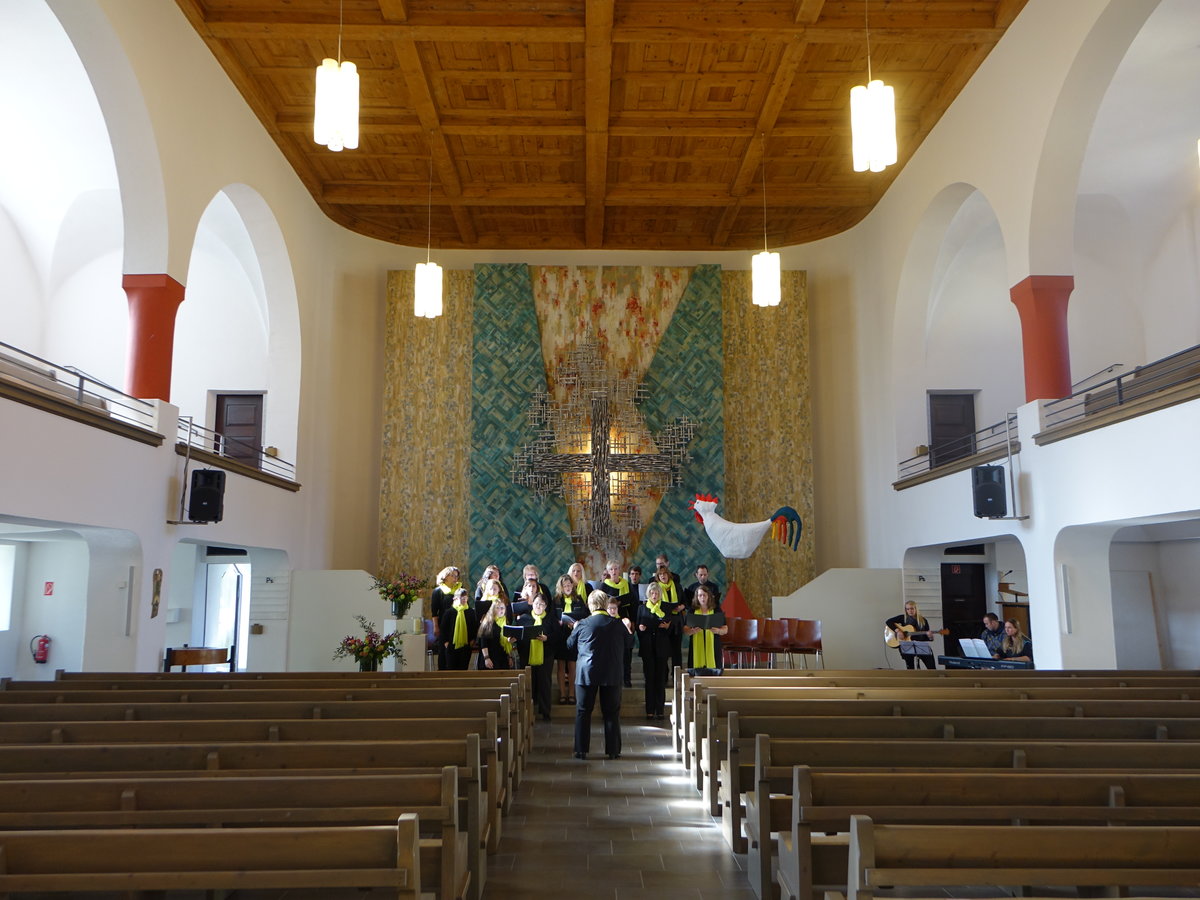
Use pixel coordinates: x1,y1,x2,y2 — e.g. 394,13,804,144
928,393,976,468
214,394,263,468
940,562,986,657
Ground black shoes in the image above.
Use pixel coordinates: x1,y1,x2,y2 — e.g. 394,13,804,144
607,752,621,760
624,680,633,688
574,751,587,760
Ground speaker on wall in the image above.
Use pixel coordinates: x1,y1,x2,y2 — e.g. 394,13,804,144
188,469,226,523
971,465,1007,519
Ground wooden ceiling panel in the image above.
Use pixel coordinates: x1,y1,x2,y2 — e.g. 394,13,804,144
179,0,1027,250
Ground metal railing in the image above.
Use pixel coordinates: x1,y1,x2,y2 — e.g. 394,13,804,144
1044,343,1200,429
0,340,157,430
177,416,296,481
897,413,1019,480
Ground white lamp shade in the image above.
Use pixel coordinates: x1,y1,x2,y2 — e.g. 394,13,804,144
314,58,359,151
751,250,781,307
414,261,444,318
850,79,896,173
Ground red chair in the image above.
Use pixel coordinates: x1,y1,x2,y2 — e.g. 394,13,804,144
756,618,791,669
722,617,760,669
784,618,823,668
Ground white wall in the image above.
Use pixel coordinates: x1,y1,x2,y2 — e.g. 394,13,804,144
1159,540,1200,668
13,539,88,679
287,569,382,672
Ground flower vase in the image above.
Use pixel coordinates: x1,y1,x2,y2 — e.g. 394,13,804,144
358,657,379,672
391,600,404,618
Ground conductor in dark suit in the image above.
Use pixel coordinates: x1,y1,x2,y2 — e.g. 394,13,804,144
566,590,628,760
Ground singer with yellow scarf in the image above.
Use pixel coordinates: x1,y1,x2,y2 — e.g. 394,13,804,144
430,565,463,671
516,594,558,721
682,584,727,673
440,587,479,670
476,598,514,670
636,581,674,720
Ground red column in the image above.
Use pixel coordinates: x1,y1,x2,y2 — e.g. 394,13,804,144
1009,275,1074,402
123,273,185,401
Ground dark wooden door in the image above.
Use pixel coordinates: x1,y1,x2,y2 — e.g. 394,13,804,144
214,394,263,468
928,393,976,468
940,562,986,657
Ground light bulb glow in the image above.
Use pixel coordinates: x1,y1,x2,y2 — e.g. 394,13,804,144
850,79,896,173
314,58,359,151
414,261,443,318
752,251,781,307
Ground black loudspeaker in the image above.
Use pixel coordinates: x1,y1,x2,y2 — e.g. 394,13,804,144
188,469,226,523
971,465,1007,519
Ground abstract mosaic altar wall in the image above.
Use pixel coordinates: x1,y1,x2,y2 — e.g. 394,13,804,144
380,264,812,616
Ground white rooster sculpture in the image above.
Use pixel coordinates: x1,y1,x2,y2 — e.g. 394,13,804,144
689,493,803,559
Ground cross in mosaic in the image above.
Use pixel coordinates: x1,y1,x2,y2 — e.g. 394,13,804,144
512,337,696,560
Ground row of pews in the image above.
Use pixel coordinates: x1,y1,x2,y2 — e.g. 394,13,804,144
0,667,534,899
671,666,1200,900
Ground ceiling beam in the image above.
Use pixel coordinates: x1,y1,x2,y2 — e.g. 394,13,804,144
584,0,615,247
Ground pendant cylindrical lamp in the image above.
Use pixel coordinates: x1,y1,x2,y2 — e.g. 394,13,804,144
314,58,359,152
414,261,443,318
752,250,781,307
850,79,896,172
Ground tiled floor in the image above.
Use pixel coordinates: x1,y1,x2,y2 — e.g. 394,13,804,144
482,702,754,900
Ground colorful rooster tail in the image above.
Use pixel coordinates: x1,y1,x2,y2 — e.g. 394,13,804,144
768,506,803,551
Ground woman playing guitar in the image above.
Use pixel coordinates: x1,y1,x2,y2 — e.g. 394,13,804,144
884,601,946,669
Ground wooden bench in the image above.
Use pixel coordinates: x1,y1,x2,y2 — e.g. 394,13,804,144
749,766,1200,900
162,645,234,671
717,710,1200,851
0,767,470,900
0,684,526,804
836,815,1200,900
0,815,422,898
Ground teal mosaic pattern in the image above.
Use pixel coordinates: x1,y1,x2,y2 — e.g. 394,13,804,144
470,264,575,584
636,264,726,584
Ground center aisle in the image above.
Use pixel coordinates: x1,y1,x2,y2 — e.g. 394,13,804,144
481,715,754,900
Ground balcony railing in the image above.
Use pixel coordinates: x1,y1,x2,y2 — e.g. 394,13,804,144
177,417,296,482
1044,343,1200,430
897,413,1019,481
0,340,156,430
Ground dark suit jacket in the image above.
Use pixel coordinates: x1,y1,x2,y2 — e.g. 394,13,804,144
566,612,626,686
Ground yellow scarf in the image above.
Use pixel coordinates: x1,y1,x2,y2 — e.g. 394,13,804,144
563,593,573,614
452,599,469,649
438,581,460,597
646,598,665,619
604,577,629,596
496,615,512,656
659,579,677,608
693,610,717,668
529,613,545,666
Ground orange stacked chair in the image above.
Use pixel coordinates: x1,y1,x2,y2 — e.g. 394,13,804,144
722,617,760,669
783,618,823,668
756,618,792,669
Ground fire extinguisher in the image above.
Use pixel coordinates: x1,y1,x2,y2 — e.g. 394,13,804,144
30,635,51,664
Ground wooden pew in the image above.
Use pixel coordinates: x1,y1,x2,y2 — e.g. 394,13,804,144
685,682,1200,787
0,815,422,898
717,711,1200,852
0,684,526,806
750,767,1200,900
0,767,469,900
837,815,1200,900
162,645,233,671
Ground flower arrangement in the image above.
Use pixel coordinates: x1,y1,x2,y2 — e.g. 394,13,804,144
372,572,427,619
333,615,403,671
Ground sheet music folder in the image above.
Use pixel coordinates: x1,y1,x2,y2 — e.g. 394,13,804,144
685,612,726,629
503,624,543,640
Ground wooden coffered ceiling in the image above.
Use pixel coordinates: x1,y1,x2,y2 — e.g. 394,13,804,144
177,0,1027,251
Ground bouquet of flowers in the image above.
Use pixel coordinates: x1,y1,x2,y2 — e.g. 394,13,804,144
372,572,427,619
333,615,403,671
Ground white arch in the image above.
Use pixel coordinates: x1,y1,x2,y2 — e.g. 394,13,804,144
46,0,168,276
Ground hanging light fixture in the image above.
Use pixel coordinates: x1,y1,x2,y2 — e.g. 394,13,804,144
313,0,359,152
414,153,443,318
752,133,781,308
850,0,896,173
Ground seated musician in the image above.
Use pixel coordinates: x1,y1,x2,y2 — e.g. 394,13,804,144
997,618,1033,663
885,601,937,669
980,612,1005,657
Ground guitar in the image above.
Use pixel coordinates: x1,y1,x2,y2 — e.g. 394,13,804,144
884,623,950,648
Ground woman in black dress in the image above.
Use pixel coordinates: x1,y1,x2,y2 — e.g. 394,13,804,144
636,581,673,720
476,598,514,670
551,574,583,703
516,594,558,720
430,565,462,670
683,584,726,673
439,587,478,670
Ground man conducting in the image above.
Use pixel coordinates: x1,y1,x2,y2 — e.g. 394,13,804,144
567,590,629,759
